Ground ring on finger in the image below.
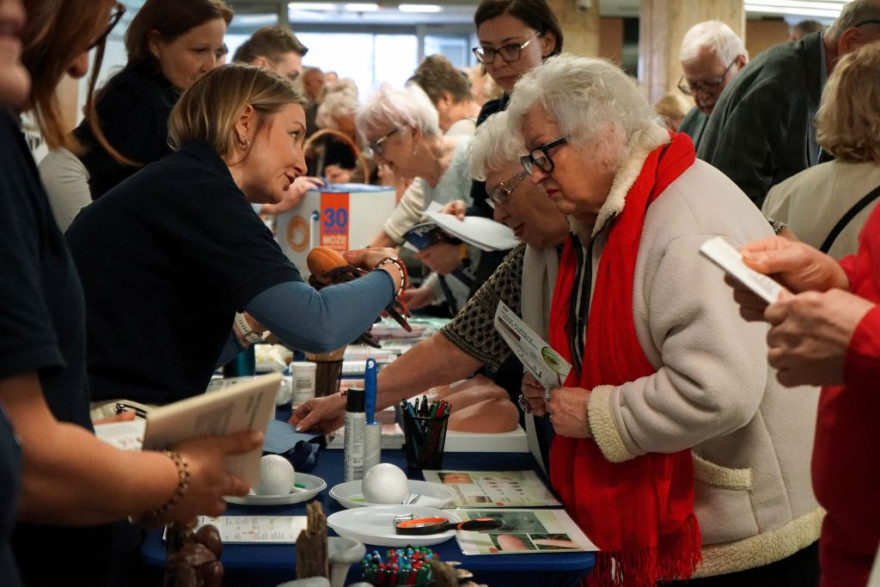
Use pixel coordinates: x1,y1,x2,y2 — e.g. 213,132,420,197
517,393,531,414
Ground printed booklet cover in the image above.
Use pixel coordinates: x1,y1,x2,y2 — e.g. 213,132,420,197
453,508,598,555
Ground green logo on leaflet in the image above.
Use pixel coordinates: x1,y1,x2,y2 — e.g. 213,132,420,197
541,347,567,375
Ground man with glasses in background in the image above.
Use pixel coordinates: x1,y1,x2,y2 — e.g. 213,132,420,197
676,21,747,151
698,0,880,208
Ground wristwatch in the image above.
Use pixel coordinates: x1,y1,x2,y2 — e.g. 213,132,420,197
234,312,264,344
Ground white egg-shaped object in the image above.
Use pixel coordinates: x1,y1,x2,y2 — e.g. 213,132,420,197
255,454,296,495
362,463,409,504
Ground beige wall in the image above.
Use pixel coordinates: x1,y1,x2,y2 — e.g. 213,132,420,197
599,17,625,65
639,0,746,105
746,19,790,58
549,0,601,56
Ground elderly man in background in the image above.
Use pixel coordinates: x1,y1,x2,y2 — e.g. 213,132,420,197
698,0,880,208
677,21,748,150
233,25,308,82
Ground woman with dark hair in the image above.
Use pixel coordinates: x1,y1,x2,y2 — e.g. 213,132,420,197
1,1,262,584
40,0,232,229
457,0,563,295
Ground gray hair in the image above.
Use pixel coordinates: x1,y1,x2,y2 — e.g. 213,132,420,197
355,83,440,143
315,79,359,130
826,0,880,43
679,20,747,65
468,111,524,181
506,53,668,169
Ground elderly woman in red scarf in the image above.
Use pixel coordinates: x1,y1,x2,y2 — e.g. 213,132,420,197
510,54,822,586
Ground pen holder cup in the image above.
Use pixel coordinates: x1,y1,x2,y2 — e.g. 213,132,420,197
401,412,450,470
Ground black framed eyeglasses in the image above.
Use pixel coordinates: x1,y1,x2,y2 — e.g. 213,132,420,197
88,1,126,51
677,59,736,96
472,32,541,65
487,170,529,208
368,127,399,156
855,20,880,28
521,136,568,175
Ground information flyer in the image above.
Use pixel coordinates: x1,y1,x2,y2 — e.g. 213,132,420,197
422,470,561,508
453,508,598,555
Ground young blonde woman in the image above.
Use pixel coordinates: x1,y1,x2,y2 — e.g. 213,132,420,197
65,65,404,412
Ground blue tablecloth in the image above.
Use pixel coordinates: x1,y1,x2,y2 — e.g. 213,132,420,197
142,434,594,586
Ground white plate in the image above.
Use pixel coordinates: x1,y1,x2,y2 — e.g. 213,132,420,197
224,473,327,506
329,480,455,510
327,505,459,547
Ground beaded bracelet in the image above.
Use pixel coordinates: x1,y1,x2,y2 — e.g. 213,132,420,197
153,450,191,518
374,257,408,297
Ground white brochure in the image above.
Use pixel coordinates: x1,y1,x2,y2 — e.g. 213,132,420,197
494,301,571,391
699,236,787,304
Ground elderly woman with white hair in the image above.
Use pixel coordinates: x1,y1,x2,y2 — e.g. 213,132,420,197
512,54,821,585
292,112,568,475
308,79,363,182
361,83,478,312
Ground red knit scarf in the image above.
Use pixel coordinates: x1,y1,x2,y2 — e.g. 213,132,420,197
548,133,701,586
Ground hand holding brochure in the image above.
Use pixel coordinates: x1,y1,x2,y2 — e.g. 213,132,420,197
142,373,281,486
494,301,571,391
699,236,787,304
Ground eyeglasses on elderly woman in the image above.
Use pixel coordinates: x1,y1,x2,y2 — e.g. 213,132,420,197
487,169,529,208
472,32,541,65
87,1,126,51
368,127,399,156
520,136,568,175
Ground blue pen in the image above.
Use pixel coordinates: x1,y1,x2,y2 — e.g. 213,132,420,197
365,358,377,424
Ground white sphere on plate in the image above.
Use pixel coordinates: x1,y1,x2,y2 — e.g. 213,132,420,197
256,455,296,495
362,463,408,504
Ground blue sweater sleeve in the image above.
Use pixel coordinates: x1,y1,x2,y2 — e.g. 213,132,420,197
245,270,395,353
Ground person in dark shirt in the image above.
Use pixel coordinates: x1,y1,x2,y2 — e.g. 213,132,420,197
66,64,405,409
40,0,232,213
2,1,263,585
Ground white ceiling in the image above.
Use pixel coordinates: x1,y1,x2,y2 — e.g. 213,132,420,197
227,0,845,28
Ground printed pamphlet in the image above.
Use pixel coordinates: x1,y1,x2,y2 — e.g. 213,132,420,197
699,236,786,304
494,301,571,392
453,508,598,555
422,469,560,508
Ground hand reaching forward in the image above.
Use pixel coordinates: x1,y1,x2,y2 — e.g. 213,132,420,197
290,393,347,433
260,176,324,215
